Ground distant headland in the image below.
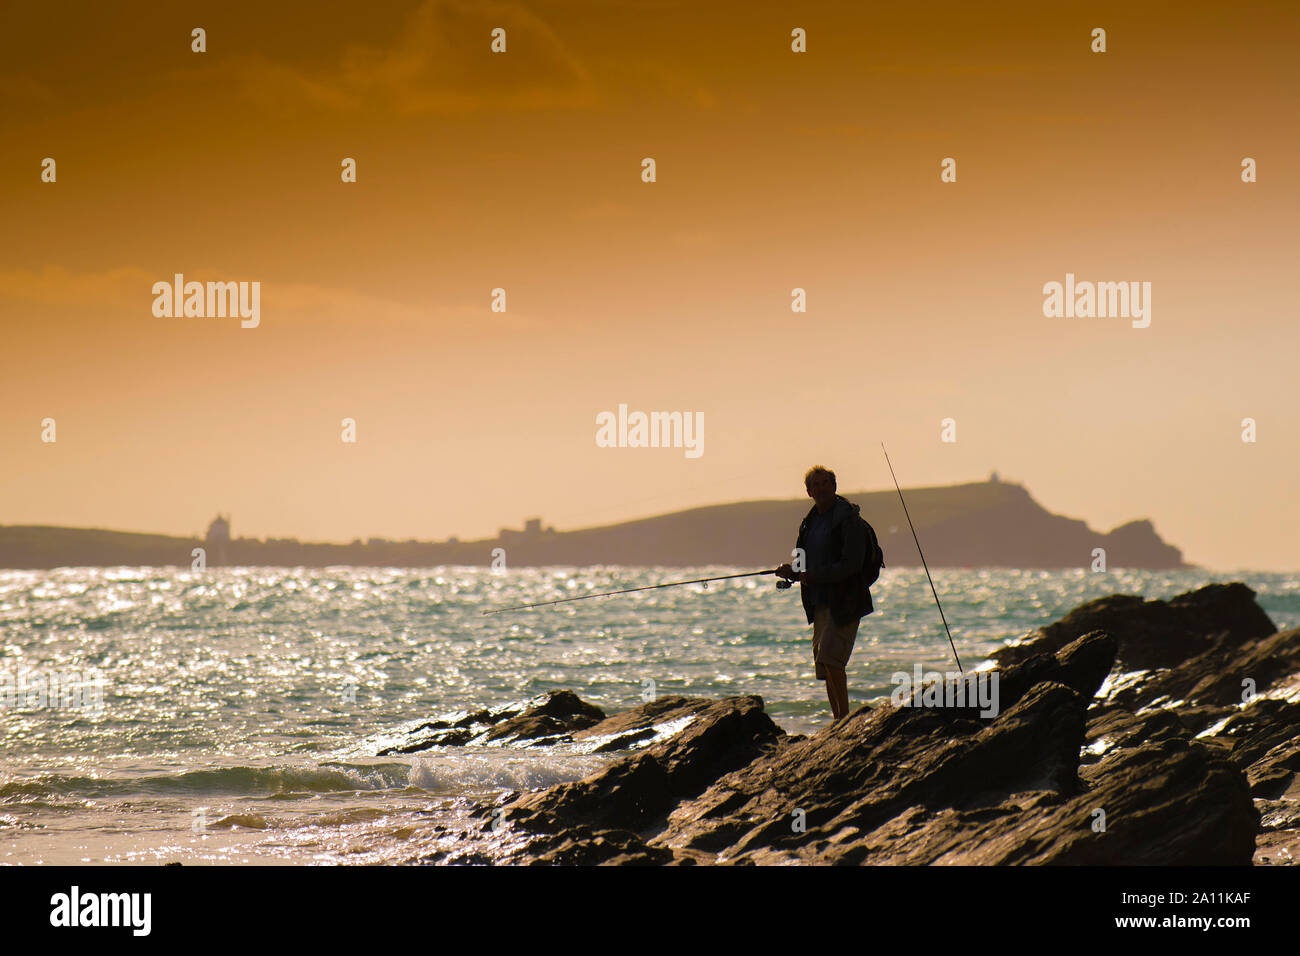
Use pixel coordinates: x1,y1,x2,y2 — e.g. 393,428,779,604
0,475,1188,571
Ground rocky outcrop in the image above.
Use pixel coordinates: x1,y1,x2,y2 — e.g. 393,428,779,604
377,690,607,753
642,631,1255,865
393,581,1296,865
499,696,785,834
1194,696,1300,865
990,582,1277,671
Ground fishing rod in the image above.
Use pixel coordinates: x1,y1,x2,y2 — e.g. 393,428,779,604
881,443,964,674
482,568,779,615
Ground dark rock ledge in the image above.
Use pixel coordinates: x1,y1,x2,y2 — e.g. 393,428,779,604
380,582,1298,865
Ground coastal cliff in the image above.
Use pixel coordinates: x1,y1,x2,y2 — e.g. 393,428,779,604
0,477,1185,569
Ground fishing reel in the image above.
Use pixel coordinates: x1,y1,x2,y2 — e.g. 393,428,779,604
773,566,799,590
774,568,798,590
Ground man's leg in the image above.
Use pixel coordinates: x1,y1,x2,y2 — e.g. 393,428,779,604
828,615,858,720
813,607,831,715
825,665,848,720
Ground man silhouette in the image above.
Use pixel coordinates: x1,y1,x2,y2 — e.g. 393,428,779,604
777,466,873,721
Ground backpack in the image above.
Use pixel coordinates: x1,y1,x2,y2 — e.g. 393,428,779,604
861,517,885,588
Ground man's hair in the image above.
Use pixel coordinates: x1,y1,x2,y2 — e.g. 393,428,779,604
804,465,836,490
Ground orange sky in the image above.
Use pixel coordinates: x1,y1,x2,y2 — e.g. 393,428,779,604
2,0,1297,570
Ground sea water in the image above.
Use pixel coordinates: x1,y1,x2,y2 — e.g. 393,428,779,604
1,566,1296,865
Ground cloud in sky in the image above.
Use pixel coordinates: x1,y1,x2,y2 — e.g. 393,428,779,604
230,0,601,116
0,266,154,309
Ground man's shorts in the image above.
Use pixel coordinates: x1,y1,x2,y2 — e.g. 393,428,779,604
812,605,858,680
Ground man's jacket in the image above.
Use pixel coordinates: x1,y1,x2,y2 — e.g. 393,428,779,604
795,495,874,626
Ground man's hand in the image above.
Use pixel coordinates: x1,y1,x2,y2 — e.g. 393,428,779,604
777,565,812,584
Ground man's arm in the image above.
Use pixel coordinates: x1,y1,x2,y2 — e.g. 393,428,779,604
806,516,866,584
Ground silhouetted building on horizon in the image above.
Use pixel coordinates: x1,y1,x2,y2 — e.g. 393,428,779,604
498,517,556,542
205,513,230,566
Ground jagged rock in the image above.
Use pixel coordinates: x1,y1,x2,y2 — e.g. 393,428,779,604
1104,626,1300,717
636,634,1115,861
995,629,1118,707
992,583,1276,671
1245,740,1300,799
511,825,675,865
379,692,725,756
482,692,606,743
504,696,785,834
1082,706,1195,765
1256,798,1300,832
641,630,1256,864
1062,738,1258,865
571,695,716,751
378,690,605,754
1208,699,1300,773
795,736,1254,865
1253,830,1300,865
697,681,1091,864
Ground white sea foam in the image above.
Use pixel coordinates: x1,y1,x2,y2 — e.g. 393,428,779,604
408,752,607,793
